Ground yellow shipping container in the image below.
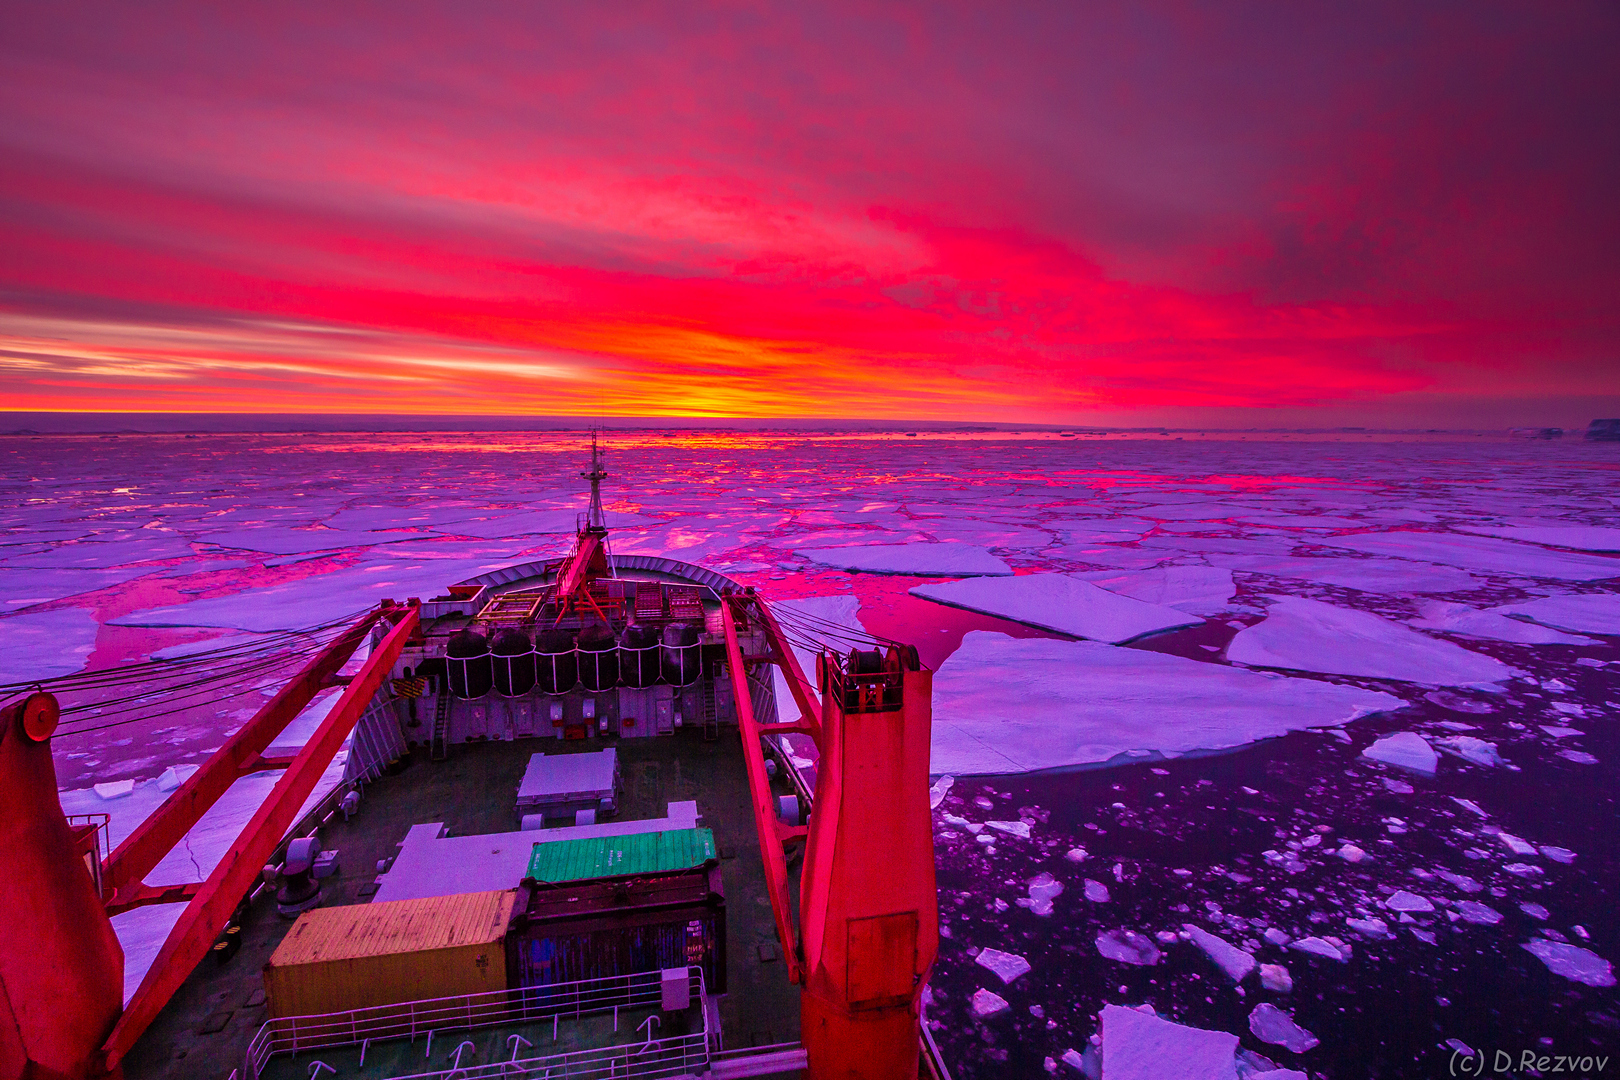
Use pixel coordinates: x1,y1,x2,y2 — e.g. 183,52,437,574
263,889,516,1018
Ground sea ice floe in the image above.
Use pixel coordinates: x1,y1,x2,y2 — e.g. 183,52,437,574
1096,929,1162,966
1084,879,1112,903
1410,601,1595,645
1434,736,1506,768
1259,963,1292,993
200,526,417,555
931,632,1402,775
986,819,1031,839
1100,1004,1240,1080
1184,925,1256,982
1489,594,1620,636
795,542,1011,576
1521,940,1616,987
432,508,656,538
1360,732,1438,775
911,574,1202,644
928,775,955,809
1459,525,1620,552
0,607,100,683
1539,846,1576,864
0,565,158,610
1248,1004,1319,1053
1456,901,1503,925
1208,554,1480,595
974,947,1032,985
1072,566,1236,614
1289,936,1349,961
1346,917,1392,940
970,987,1012,1018
1385,890,1435,913
1315,532,1620,582
1228,597,1512,687
1558,750,1599,765
1021,872,1063,916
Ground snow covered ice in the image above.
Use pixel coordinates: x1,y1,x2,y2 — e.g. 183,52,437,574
1099,1005,1239,1080
931,631,1402,774
1360,731,1438,775
1227,596,1513,686
795,542,1011,576
911,573,1201,643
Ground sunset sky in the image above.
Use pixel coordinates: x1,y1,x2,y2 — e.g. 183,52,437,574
2,3,1617,426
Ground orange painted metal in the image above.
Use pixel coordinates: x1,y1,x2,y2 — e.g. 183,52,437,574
101,608,384,911
719,597,807,985
97,604,420,1073
797,652,938,1080
0,691,123,1078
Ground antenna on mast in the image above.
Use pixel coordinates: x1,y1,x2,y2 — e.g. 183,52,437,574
582,427,608,532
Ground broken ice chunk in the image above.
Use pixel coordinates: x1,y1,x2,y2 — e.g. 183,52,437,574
1346,917,1392,941
1385,890,1435,913
1539,845,1575,864
1538,725,1583,738
928,775,954,809
93,779,135,800
971,987,1012,1017
1519,902,1550,920
1084,879,1111,903
1503,863,1543,877
1184,925,1256,982
1336,843,1368,863
911,573,1202,644
1259,964,1293,993
1100,1004,1239,1080
986,819,1031,839
1262,928,1290,946
1381,778,1414,794
1248,1003,1319,1053
1096,929,1162,967
1361,732,1438,776
1496,833,1537,857
975,948,1033,985
1434,736,1506,768
1434,870,1483,893
1557,749,1599,765
1289,936,1349,961
1065,846,1089,863
1022,872,1064,916
1449,797,1488,817
1521,940,1617,987
156,764,198,792
1455,901,1503,925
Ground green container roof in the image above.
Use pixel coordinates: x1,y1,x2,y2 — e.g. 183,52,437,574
526,828,717,884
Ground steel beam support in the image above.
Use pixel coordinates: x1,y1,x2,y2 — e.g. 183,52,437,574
101,608,384,908
97,605,419,1073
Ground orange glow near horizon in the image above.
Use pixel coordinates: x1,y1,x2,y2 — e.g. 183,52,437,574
1,6,1617,425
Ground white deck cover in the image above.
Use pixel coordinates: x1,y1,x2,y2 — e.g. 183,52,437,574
372,801,700,903
516,748,618,809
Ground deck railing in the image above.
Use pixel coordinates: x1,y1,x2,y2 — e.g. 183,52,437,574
243,967,707,1079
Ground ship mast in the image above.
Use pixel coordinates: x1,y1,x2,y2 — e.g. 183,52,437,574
582,428,608,534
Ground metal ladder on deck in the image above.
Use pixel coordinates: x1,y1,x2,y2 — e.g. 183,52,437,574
701,677,720,742
429,689,451,761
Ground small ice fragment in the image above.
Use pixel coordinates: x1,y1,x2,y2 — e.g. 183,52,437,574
1539,845,1575,864
1435,736,1506,768
1449,797,1487,817
1289,936,1347,961
1362,732,1438,776
1025,872,1064,916
1095,929,1162,967
1241,786,1259,795
1497,833,1537,857
1385,891,1435,913
974,795,995,810
943,813,971,827
1557,749,1598,765
1185,924,1256,982
975,948,1033,985
1059,1048,1086,1074
156,763,198,792
1336,844,1367,863
1410,928,1438,944
1504,863,1542,877
1263,928,1290,946
1259,963,1293,993
1346,917,1392,940
1065,846,1089,863
986,820,1031,839
1435,870,1483,893
1084,879,1111,903
1381,778,1414,794
1519,902,1549,920
93,779,135,800
1521,940,1617,987
1538,725,1582,738
971,988,1011,1017
1248,1003,1319,1053
928,775,955,809
1455,901,1503,925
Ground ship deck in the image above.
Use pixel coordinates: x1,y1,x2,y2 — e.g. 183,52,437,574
121,730,804,1080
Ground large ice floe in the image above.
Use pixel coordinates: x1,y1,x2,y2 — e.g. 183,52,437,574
911,573,1201,644
794,542,1011,576
0,607,100,682
930,631,1402,774
1099,1004,1240,1080
1410,601,1595,645
1315,532,1620,581
1073,566,1236,614
1488,594,1620,636
1206,554,1480,595
1459,524,1620,552
1227,597,1513,686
